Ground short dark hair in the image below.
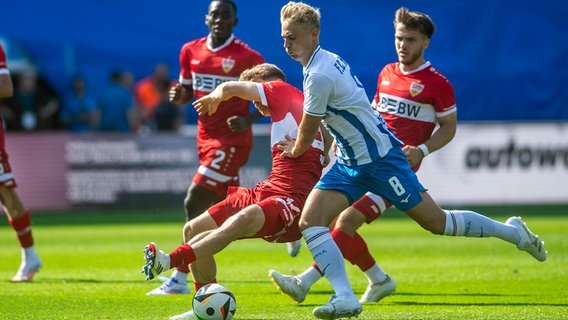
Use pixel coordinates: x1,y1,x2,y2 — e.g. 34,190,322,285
394,7,436,39
210,0,237,15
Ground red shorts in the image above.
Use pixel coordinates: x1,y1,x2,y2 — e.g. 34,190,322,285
0,129,16,188
192,143,252,197
207,185,304,243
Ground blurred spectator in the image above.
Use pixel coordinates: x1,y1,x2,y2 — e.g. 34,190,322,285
134,62,176,128
59,74,97,132
95,70,136,132
154,77,184,131
1,69,61,131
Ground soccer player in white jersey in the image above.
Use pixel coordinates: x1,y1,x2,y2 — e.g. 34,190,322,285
278,2,546,319
270,7,457,304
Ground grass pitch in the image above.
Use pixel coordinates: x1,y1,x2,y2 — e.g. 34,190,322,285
1,206,567,319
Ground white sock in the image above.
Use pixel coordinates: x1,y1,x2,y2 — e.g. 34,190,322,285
171,269,188,283
364,263,388,284
22,246,39,262
444,210,520,244
297,266,323,290
302,226,355,298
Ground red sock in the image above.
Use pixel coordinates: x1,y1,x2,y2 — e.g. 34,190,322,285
9,211,34,248
176,265,190,273
312,230,376,273
330,229,354,259
169,244,196,269
349,233,376,271
194,279,216,292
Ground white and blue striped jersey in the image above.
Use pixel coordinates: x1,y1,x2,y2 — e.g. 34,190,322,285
302,47,402,166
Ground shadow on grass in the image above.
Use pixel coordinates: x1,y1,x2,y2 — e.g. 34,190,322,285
394,301,568,307
5,278,146,284
392,291,527,297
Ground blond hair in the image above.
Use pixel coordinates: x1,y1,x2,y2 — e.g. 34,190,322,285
394,7,436,39
280,1,320,30
239,63,286,82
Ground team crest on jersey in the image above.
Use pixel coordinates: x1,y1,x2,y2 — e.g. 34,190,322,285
410,81,424,97
222,57,235,73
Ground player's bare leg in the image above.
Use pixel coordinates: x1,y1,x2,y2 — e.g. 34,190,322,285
299,189,362,319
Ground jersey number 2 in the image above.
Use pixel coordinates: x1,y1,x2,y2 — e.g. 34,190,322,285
210,150,226,170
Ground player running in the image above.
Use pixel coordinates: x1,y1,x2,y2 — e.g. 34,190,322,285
269,6,458,304
0,44,43,282
141,63,331,320
147,0,265,296
275,3,546,319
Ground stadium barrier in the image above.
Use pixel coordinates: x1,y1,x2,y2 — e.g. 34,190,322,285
6,122,567,211
418,122,568,205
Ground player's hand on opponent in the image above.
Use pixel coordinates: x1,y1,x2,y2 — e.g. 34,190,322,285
193,94,222,116
227,116,249,132
277,134,297,158
402,145,425,168
322,152,331,167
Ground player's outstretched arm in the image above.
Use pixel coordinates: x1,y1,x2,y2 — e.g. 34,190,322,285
193,81,261,116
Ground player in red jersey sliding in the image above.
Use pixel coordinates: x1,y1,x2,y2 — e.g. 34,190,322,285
142,63,331,320
0,44,43,282
269,6,546,306
147,0,265,296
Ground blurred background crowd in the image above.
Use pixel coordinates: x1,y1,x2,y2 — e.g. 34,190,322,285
0,0,565,136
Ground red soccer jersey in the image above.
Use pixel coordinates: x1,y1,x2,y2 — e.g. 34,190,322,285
0,45,8,73
372,62,456,148
0,45,15,187
257,81,324,197
179,34,264,147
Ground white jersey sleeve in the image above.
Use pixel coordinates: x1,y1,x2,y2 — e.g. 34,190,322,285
303,47,402,166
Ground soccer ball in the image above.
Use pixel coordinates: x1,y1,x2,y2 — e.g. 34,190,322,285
192,283,237,320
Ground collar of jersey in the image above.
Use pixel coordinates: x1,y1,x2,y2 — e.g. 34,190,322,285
304,46,322,73
398,61,431,75
206,34,235,52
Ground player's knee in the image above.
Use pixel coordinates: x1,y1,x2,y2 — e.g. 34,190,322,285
298,216,310,232
182,221,196,242
335,208,365,235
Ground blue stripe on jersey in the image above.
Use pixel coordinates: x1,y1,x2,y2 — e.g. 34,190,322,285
328,105,381,166
325,124,357,166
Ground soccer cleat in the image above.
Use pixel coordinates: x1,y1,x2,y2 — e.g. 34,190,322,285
286,240,302,257
142,242,169,280
359,275,396,303
313,294,362,319
169,310,195,319
506,216,547,262
269,269,308,303
11,258,43,282
146,277,191,296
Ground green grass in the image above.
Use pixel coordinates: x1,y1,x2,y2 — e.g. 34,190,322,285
1,207,567,319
